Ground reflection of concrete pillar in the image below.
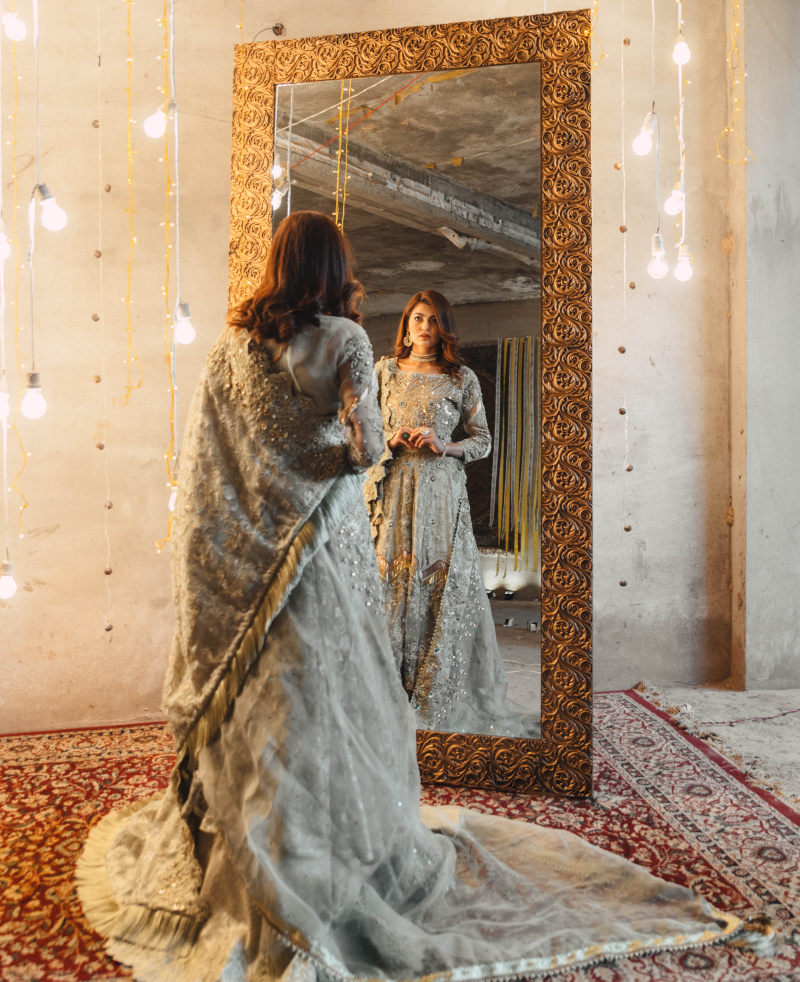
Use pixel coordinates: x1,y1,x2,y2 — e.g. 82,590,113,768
743,0,800,687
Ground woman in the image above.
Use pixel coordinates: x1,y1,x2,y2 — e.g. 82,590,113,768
77,214,765,982
364,290,533,736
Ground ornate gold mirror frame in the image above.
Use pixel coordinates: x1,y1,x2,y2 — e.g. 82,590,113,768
229,9,592,797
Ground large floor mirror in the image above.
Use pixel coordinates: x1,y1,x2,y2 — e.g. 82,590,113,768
229,11,592,796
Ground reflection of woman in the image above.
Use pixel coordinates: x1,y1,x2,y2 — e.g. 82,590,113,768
365,290,531,735
77,215,761,982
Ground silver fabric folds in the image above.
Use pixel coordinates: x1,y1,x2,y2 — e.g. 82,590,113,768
77,321,763,982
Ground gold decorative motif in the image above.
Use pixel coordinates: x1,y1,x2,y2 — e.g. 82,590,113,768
230,9,592,796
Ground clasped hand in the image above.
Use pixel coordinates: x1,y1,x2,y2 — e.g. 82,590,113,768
389,425,444,454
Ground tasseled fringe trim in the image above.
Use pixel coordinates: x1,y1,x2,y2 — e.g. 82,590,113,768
362,445,392,536
727,914,780,957
179,473,361,775
76,796,207,954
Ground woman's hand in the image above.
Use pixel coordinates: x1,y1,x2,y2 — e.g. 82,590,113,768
406,426,445,454
388,426,444,454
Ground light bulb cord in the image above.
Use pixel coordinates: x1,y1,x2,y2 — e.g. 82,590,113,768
26,190,36,370
286,84,294,215
168,0,182,481
29,0,41,373
33,0,40,187
649,0,656,108
676,0,687,245
654,113,662,233
169,0,180,308
0,30,5,378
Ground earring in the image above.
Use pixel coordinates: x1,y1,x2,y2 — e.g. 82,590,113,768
403,334,412,346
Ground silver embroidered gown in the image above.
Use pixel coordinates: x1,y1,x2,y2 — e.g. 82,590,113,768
365,357,537,737
76,320,757,982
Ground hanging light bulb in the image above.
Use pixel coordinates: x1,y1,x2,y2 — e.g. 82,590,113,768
0,375,10,420
271,187,285,210
36,184,67,231
672,39,691,66
1,12,26,41
674,243,694,281
270,162,282,179
664,184,685,216
632,111,657,156
168,485,178,512
144,100,176,139
173,301,196,345
647,233,669,279
20,371,46,419
144,108,167,138
0,559,16,600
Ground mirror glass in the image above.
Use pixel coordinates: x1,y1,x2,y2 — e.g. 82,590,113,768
274,64,542,739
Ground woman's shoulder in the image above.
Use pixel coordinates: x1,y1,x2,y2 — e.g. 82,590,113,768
374,355,397,374
454,363,479,387
318,313,368,344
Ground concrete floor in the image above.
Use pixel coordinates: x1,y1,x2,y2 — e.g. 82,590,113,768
491,598,541,717
635,681,800,808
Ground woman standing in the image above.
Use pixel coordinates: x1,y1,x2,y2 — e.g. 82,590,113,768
77,218,763,982
365,290,533,736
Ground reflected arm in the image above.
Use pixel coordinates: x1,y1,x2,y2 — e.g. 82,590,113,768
456,369,492,463
338,333,384,470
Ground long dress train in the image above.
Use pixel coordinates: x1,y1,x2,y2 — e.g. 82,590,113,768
76,321,770,982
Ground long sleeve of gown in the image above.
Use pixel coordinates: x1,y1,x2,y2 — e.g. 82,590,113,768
458,368,492,464
338,333,384,470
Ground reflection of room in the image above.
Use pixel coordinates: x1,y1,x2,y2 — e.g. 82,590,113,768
275,67,543,721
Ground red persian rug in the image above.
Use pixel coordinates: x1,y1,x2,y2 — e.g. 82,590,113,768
1,690,798,981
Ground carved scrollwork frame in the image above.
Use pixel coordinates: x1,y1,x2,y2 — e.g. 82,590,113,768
229,10,592,797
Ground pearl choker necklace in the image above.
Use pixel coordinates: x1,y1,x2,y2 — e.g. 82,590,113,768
408,351,439,363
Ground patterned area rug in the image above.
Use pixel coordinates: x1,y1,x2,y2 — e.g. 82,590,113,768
1,690,798,981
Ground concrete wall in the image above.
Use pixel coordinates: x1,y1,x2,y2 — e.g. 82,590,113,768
744,0,800,686
0,0,747,732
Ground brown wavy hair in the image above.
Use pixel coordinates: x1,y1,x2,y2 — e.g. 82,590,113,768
393,290,463,378
228,210,364,344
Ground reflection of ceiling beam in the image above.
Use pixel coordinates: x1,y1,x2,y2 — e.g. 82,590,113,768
276,125,540,266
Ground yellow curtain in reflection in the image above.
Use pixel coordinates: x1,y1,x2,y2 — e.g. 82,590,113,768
495,336,540,571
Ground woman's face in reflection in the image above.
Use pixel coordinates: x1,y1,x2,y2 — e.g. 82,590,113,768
407,302,440,352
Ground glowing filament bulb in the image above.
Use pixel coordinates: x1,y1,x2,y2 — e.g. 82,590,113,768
20,371,47,419
144,108,167,138
0,560,16,600
271,188,284,210
2,12,26,41
37,184,67,231
647,233,669,279
168,485,178,512
674,243,694,281
664,185,685,216
632,111,657,156
270,162,282,179
174,301,196,345
672,40,691,66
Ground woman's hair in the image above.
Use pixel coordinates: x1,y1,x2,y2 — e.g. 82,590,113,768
228,210,364,344
393,289,463,378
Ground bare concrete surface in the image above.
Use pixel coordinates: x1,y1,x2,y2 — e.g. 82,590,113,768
635,681,800,809
492,599,541,716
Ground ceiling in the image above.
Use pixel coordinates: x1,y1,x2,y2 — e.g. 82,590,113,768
273,63,542,317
